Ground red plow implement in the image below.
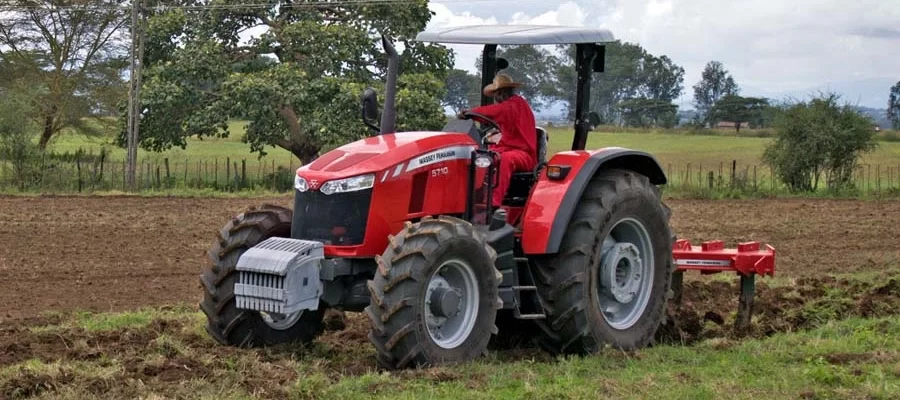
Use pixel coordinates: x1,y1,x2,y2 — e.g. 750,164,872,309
671,239,776,329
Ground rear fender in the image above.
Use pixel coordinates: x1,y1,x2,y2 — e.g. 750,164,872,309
519,148,666,255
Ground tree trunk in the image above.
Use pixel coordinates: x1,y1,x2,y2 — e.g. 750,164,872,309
39,113,55,149
277,105,321,164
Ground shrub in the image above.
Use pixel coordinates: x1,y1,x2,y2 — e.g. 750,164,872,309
762,93,877,192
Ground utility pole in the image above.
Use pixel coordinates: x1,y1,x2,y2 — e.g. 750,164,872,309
125,0,145,190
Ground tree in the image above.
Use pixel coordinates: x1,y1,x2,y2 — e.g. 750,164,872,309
556,41,684,125
131,0,452,163
710,95,769,132
475,45,563,111
762,93,877,192
443,69,480,113
692,61,739,126
0,0,129,149
617,98,678,128
889,81,900,130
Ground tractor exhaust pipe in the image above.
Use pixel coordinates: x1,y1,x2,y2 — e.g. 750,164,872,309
380,36,398,135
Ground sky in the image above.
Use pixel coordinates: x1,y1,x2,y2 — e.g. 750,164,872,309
424,0,900,110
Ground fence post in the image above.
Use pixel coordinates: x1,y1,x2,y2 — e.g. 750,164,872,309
76,159,83,193
241,159,247,188
731,160,736,188
707,171,714,189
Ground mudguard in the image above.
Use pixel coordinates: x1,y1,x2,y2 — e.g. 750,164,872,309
519,147,667,255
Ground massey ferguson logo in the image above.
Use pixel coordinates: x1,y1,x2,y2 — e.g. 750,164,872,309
309,179,319,190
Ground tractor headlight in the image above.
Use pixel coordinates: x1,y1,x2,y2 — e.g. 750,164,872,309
474,155,492,168
294,175,309,192
320,173,375,195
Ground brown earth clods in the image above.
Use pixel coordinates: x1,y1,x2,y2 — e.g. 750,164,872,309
1,196,897,320
0,196,899,397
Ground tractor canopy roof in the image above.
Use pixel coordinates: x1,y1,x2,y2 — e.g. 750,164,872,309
414,24,615,45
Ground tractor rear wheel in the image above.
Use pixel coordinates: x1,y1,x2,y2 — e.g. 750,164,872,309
534,169,673,354
200,204,325,347
365,216,502,369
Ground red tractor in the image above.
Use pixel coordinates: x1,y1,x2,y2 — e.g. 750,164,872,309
200,25,775,369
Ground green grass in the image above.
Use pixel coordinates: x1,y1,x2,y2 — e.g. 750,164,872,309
544,126,900,168
46,120,298,166
3,305,899,399
40,120,900,170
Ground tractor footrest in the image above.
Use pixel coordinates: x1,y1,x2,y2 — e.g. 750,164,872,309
512,285,546,320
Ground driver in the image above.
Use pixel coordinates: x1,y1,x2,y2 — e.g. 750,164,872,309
458,73,538,208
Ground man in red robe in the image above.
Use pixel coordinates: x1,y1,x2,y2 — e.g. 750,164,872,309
459,73,538,207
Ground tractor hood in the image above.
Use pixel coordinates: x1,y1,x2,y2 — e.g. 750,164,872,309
296,131,478,185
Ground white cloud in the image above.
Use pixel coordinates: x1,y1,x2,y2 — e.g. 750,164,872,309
424,0,900,108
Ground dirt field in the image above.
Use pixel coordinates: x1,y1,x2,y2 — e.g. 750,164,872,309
1,195,898,320
1,195,899,398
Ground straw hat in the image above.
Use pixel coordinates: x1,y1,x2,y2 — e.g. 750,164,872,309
483,73,523,96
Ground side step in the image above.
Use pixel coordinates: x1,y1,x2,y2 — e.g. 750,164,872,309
511,284,546,320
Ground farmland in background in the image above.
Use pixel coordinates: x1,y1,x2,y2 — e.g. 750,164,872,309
3,121,900,196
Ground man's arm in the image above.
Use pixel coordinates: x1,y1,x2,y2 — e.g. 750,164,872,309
469,101,508,119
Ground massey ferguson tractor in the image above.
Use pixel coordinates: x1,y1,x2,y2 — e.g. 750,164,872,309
200,25,776,369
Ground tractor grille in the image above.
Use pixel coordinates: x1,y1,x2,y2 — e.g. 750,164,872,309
291,188,372,246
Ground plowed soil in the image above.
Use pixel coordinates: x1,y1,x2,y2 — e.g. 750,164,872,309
1,195,900,397
1,196,898,319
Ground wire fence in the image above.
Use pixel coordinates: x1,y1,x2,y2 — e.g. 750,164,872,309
0,156,299,193
2,157,899,196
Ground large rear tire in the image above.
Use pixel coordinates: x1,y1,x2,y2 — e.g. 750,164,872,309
365,216,502,369
200,204,325,347
534,169,673,354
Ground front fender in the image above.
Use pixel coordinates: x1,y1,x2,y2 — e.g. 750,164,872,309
519,147,666,255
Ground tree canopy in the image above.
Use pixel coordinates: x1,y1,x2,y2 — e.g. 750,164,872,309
442,68,480,113
889,81,900,130
130,0,453,163
692,61,739,126
0,0,129,149
710,94,769,132
556,41,685,124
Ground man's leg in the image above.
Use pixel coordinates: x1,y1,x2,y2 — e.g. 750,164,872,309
492,150,535,207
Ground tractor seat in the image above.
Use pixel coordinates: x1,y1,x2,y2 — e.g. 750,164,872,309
504,127,548,206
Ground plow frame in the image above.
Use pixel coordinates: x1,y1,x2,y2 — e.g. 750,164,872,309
670,239,776,330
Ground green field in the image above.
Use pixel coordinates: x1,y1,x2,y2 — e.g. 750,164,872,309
45,121,900,168
5,121,900,195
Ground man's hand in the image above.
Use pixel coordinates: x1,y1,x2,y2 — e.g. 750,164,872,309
457,109,468,119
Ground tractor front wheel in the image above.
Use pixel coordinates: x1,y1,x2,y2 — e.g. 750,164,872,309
200,204,325,347
365,216,502,369
535,169,673,354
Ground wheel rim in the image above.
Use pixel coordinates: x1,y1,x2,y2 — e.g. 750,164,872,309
424,259,479,349
260,310,303,330
596,217,654,330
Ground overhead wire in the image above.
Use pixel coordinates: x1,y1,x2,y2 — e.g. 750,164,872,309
0,0,552,13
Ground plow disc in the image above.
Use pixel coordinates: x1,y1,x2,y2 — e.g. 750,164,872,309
670,239,776,330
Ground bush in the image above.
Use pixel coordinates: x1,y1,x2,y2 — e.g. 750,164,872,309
762,93,877,192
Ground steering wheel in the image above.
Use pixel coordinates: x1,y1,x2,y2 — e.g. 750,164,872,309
460,111,501,140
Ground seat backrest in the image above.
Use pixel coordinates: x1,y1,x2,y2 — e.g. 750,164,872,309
535,127,548,164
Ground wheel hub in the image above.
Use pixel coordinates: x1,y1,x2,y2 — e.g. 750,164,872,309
424,260,479,349
430,287,462,318
600,242,643,303
595,217,655,330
